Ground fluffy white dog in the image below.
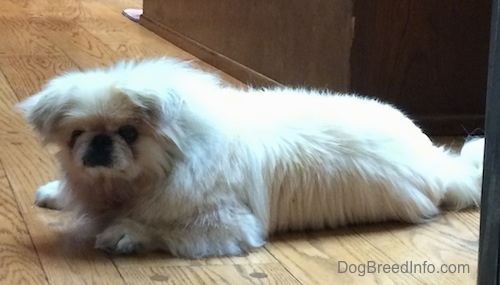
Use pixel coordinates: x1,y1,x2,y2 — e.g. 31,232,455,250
18,58,484,258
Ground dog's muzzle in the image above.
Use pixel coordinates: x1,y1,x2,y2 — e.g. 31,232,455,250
82,134,113,167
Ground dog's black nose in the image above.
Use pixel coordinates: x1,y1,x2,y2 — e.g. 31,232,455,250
82,134,113,167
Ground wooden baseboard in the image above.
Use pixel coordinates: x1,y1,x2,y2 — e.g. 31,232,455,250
140,16,280,87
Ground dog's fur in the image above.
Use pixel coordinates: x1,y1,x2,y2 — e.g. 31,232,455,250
18,58,484,258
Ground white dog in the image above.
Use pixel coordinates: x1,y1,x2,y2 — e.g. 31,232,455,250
18,58,484,258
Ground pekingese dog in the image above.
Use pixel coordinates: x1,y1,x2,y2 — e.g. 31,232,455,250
18,58,484,258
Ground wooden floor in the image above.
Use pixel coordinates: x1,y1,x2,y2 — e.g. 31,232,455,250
0,0,480,284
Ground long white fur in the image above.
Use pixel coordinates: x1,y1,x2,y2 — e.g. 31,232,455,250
19,58,484,258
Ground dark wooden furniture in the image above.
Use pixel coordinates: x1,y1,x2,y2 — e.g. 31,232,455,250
477,0,500,283
141,1,490,135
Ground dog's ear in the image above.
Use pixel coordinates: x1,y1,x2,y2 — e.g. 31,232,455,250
119,86,185,145
17,83,72,140
118,87,183,125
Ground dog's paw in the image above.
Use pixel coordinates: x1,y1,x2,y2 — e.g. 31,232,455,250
95,223,151,254
35,180,62,210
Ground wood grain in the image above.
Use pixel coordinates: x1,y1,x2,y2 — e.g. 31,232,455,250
0,130,128,285
112,247,277,268
118,264,302,285
350,0,489,135
266,213,478,285
76,1,194,60
0,18,65,57
0,0,481,284
0,56,80,100
0,71,23,133
142,0,354,90
0,156,47,284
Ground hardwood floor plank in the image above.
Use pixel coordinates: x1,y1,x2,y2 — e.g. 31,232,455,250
112,248,278,268
0,55,79,101
88,0,141,11
117,264,302,285
0,17,65,57
0,1,28,17
9,0,96,21
266,234,422,284
0,71,25,135
76,1,194,60
42,25,123,69
266,213,478,285
0,157,48,284
0,132,127,285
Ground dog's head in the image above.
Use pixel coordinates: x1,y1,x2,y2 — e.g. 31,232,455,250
18,58,221,181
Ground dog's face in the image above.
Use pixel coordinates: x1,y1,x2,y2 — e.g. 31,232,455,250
49,90,160,178
18,66,183,181
18,59,223,183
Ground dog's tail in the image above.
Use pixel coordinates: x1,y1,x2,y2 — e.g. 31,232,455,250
460,136,485,170
439,137,484,209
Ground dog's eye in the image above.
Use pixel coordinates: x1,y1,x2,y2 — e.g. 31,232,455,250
71,130,84,141
68,130,84,147
118,125,138,143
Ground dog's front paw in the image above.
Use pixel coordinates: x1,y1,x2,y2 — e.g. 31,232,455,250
95,222,152,254
35,180,62,209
